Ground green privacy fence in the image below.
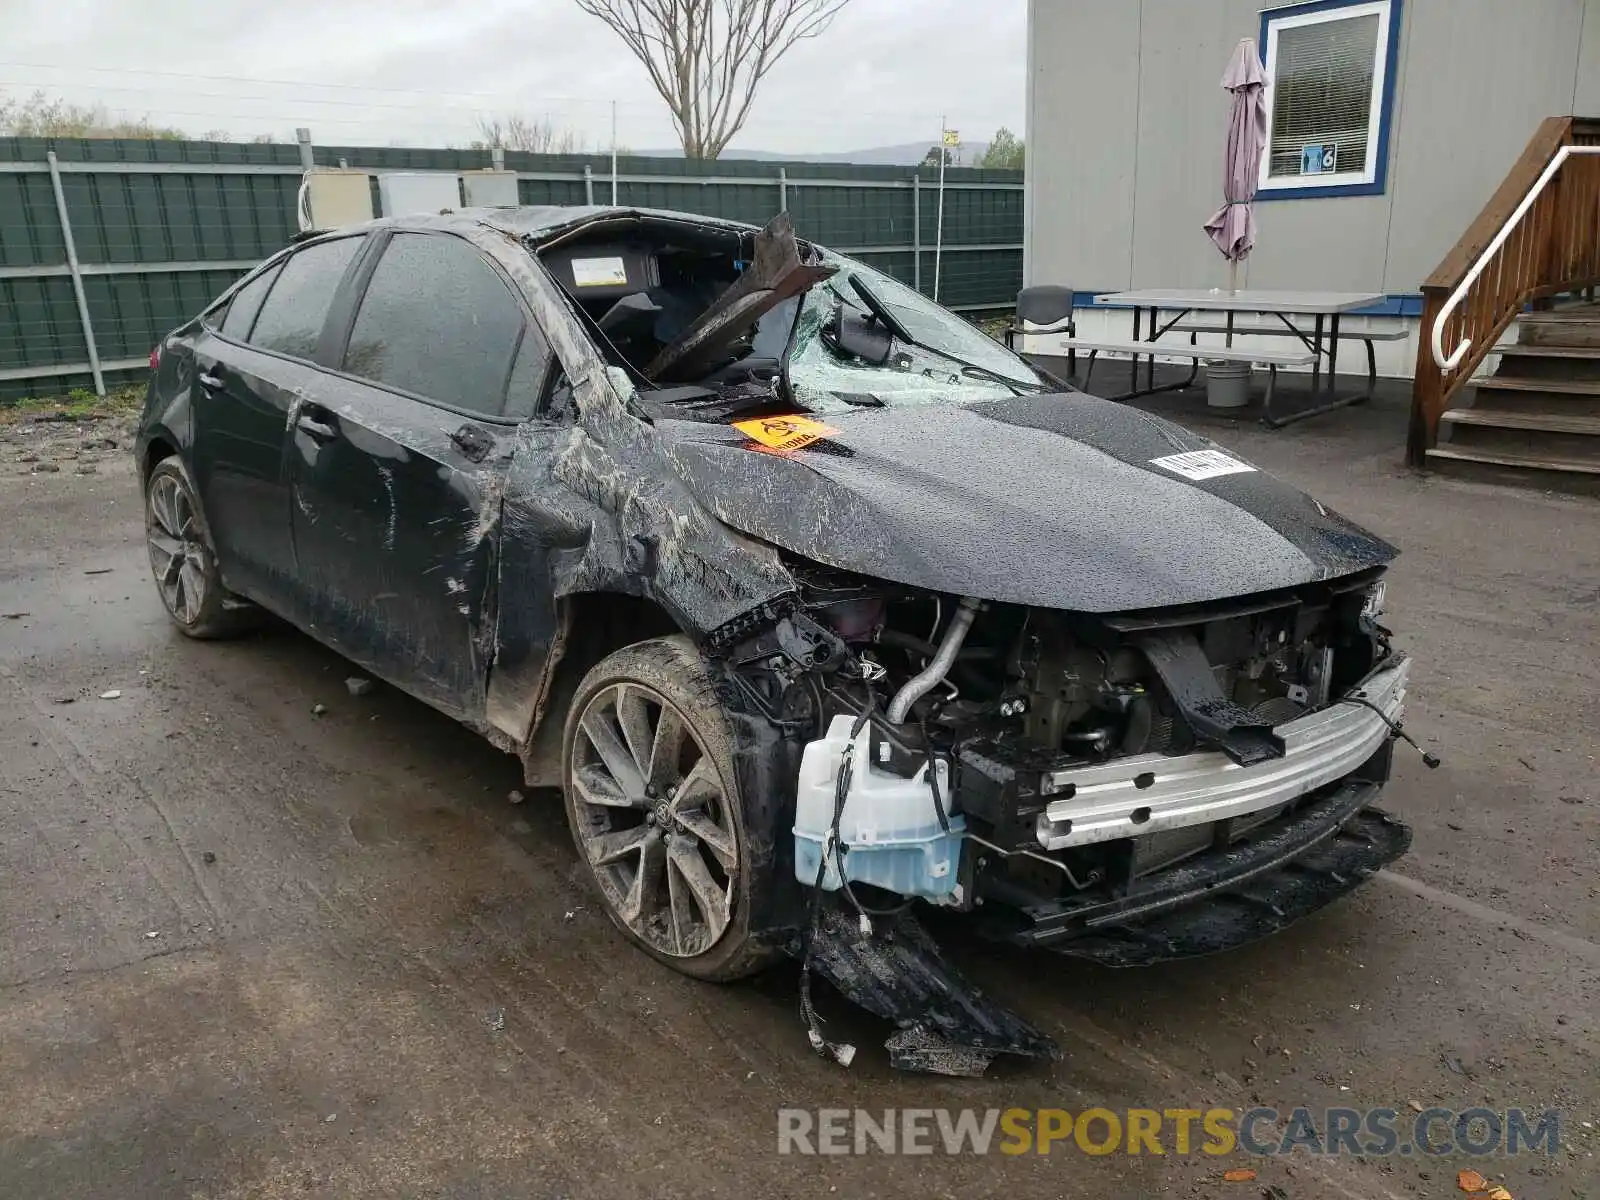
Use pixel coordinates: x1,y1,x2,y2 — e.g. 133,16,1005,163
0,136,1024,401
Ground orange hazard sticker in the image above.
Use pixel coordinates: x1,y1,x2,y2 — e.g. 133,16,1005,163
732,414,839,453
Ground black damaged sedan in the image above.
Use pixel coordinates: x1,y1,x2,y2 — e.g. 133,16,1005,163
137,206,1419,1072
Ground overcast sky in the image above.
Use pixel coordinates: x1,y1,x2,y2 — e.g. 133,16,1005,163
0,0,1027,154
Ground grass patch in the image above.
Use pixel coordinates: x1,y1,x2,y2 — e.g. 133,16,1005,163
0,384,145,426
976,314,1012,343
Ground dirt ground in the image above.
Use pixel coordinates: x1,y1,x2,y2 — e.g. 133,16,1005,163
1,382,1596,1199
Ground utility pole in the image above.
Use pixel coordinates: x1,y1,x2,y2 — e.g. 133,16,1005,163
935,119,957,302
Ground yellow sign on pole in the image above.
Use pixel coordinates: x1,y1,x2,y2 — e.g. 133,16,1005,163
942,129,961,147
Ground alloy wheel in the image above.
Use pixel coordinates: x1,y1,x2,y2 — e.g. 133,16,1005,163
146,473,209,625
569,682,740,958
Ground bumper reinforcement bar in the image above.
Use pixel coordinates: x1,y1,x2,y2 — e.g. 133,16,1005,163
1035,657,1409,850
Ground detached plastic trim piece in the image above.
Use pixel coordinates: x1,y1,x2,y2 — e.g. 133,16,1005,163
803,898,1058,1074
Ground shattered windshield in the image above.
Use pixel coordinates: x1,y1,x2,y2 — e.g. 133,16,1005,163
786,255,1048,414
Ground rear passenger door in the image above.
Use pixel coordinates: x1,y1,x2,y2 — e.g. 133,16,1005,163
285,230,552,720
190,235,366,608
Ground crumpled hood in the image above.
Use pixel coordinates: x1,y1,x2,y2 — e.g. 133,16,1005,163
659,391,1396,612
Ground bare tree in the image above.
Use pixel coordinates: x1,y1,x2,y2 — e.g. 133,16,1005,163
574,0,851,159
473,114,589,155
0,89,189,139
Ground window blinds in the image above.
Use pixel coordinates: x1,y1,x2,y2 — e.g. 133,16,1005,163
1267,11,1381,178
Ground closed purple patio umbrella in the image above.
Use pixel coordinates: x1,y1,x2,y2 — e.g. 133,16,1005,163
1203,38,1269,314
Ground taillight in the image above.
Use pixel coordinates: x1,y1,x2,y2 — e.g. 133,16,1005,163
149,344,161,372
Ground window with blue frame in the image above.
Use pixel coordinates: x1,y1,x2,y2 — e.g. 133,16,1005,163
1258,0,1402,198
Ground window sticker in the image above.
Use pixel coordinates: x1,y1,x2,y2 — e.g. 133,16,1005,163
571,256,629,287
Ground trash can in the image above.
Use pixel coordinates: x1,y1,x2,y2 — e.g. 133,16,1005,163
1205,360,1252,409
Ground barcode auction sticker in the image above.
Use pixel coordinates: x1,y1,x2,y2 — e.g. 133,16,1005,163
733,414,839,453
1148,449,1256,481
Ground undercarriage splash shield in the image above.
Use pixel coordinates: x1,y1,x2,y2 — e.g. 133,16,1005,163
1049,806,1412,967
804,901,1058,1076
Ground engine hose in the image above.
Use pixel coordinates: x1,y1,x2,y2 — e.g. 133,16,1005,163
886,596,981,724
873,628,998,662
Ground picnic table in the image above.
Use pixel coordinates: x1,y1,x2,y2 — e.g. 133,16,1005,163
1089,288,1400,427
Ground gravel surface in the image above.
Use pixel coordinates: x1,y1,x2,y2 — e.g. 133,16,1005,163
1,402,141,479
1,386,1595,1198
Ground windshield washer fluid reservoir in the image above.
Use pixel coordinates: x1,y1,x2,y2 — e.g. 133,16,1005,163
794,714,965,902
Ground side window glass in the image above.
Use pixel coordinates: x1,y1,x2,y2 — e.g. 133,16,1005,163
504,323,553,421
249,237,362,359
219,262,283,343
343,233,525,419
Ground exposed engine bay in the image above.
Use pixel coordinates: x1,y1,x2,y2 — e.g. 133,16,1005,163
710,560,1420,1072
726,559,1412,937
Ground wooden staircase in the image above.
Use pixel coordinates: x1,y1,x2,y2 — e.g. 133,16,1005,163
1427,306,1600,492
1410,115,1600,486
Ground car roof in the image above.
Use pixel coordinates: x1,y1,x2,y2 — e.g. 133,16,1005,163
337,205,772,246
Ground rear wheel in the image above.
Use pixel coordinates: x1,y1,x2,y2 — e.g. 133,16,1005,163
561,636,775,981
144,455,257,639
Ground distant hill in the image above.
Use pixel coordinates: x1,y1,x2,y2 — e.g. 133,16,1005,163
636,141,994,167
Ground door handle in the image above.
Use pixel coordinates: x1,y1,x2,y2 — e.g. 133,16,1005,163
198,370,225,391
296,412,337,441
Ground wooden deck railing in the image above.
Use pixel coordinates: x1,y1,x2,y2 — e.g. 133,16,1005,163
1408,116,1600,464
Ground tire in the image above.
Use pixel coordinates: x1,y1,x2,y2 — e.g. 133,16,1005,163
561,635,777,981
144,455,258,639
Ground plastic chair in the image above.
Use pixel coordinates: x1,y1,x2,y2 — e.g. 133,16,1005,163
1004,286,1077,370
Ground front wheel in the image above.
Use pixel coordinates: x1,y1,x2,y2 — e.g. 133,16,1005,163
561,636,776,981
144,455,257,639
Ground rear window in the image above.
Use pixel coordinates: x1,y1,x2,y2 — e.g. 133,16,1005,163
248,237,362,360
219,262,283,343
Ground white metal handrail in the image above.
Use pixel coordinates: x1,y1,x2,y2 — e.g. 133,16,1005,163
1432,144,1600,371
